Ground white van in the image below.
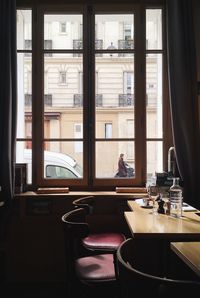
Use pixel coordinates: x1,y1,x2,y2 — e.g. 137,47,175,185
22,149,83,184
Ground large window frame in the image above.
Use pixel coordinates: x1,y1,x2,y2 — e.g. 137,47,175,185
16,1,171,191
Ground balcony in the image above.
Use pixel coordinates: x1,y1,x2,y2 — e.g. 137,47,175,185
96,94,103,107
73,94,83,107
73,40,82,57
73,94,103,107
95,39,103,50
24,39,52,57
25,94,52,106
118,39,134,50
118,39,134,57
95,39,103,57
24,39,31,57
44,94,53,106
119,94,134,106
73,39,83,50
44,40,53,57
73,39,103,57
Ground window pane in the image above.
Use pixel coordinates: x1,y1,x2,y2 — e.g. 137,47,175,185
146,9,162,50
17,53,32,139
147,141,163,180
96,141,135,178
17,10,32,50
95,54,135,138
146,54,162,138
95,14,134,50
44,54,83,138
43,141,83,179
16,141,32,184
105,123,112,138
44,14,83,50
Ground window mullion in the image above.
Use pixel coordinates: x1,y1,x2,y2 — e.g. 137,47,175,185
84,5,95,187
135,6,146,185
32,6,44,188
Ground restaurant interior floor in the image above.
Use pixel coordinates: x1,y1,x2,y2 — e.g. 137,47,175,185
0,283,68,298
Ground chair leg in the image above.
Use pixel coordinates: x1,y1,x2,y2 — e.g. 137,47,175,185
113,251,122,298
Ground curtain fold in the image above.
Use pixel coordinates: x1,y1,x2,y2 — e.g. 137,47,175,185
167,0,200,208
0,0,17,205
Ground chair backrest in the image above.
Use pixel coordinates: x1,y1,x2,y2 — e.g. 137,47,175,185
62,207,117,298
62,208,90,277
72,196,95,214
61,208,89,297
116,238,200,298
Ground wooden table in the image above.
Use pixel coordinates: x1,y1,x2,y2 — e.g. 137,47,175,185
171,242,200,278
125,200,200,276
125,200,200,240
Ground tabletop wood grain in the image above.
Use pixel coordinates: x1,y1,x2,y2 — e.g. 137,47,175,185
125,200,200,240
171,242,200,277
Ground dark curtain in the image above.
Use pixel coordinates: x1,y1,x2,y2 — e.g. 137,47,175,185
0,0,17,205
167,0,200,209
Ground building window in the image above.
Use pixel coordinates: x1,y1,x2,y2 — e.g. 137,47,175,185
59,71,67,84
16,4,169,189
124,72,134,95
60,22,66,33
79,71,83,94
105,123,112,138
24,39,31,56
74,123,83,153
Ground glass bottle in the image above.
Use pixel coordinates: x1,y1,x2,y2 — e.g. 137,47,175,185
169,177,183,218
168,147,175,175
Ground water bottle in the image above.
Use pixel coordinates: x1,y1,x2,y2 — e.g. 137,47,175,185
169,177,183,218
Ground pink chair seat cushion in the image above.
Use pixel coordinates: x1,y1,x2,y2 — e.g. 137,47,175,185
82,233,126,250
75,253,115,282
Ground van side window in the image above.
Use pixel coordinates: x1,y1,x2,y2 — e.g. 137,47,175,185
46,165,77,179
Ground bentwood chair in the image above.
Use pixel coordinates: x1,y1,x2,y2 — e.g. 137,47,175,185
72,196,126,253
115,238,200,298
61,207,117,298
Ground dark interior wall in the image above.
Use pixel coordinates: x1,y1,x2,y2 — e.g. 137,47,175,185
193,0,200,124
4,195,131,283
193,0,200,82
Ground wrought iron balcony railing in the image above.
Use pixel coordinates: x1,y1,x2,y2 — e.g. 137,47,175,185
119,94,134,106
25,94,53,106
24,39,31,57
73,94,83,106
96,94,103,107
73,94,103,107
24,39,53,57
44,40,53,57
44,94,53,106
73,39,83,50
73,39,103,57
118,39,134,50
73,40,82,57
95,39,103,50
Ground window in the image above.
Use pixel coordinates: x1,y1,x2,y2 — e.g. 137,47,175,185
16,9,32,182
16,4,170,189
105,123,112,138
44,39,52,56
59,71,67,84
74,123,83,153
60,22,66,33
123,72,134,106
146,9,164,178
24,39,31,56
